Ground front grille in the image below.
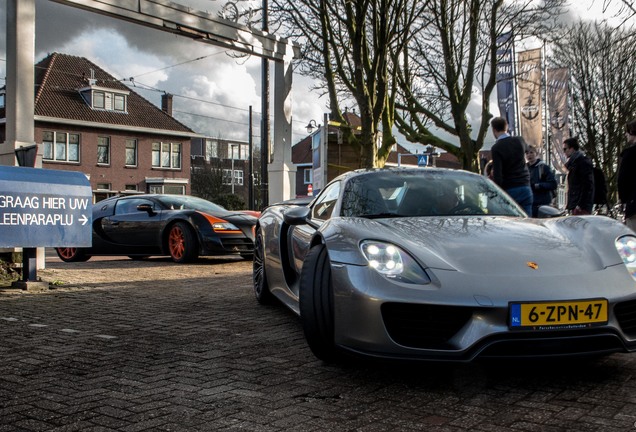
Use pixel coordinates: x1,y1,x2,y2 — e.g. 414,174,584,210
615,299,636,337
478,332,624,358
381,303,473,349
219,238,254,252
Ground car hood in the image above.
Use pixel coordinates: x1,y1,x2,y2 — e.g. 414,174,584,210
323,215,630,275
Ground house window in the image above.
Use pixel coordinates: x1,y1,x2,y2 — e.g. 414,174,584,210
125,139,137,166
42,131,80,162
0,92,4,108
124,184,138,191
96,183,111,190
93,91,105,109
304,168,313,184
97,136,110,165
152,142,181,169
227,144,249,160
222,169,243,185
148,184,185,195
114,94,126,111
205,139,218,160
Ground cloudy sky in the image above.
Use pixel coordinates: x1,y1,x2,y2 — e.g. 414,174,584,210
0,0,631,150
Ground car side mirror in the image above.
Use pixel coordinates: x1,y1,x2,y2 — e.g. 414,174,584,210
137,203,156,215
283,206,311,226
537,205,565,218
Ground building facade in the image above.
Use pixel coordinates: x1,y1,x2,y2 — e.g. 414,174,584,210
0,52,199,201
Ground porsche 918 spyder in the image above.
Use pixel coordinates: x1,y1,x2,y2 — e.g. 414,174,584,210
56,194,257,263
253,168,636,362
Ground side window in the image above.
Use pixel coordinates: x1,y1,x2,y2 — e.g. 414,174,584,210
311,182,340,221
114,199,154,215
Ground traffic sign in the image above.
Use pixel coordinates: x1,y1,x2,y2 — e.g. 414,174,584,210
417,155,429,167
0,166,92,247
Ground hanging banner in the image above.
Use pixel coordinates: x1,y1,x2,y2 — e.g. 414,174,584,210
547,67,570,173
517,49,543,149
496,31,516,135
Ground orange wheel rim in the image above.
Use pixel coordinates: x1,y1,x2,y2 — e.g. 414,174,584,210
169,226,185,259
59,248,76,259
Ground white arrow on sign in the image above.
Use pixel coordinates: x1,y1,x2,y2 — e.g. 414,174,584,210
79,215,88,225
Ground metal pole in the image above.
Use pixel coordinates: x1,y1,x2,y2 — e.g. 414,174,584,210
542,41,550,167
260,0,269,209
248,105,254,209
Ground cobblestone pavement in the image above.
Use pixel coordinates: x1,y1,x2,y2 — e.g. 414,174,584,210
2,254,636,431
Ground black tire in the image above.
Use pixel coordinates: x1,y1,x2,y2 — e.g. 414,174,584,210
299,243,338,362
55,247,90,262
167,221,199,263
253,229,274,304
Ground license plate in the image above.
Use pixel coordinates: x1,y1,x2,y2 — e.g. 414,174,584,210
510,299,608,329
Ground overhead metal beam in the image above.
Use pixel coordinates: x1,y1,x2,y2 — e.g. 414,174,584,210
48,0,300,61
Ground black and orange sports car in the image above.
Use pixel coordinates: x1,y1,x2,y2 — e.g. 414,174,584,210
56,194,257,263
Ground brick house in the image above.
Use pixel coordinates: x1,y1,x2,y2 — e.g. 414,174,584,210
292,112,466,197
0,52,200,201
190,137,252,204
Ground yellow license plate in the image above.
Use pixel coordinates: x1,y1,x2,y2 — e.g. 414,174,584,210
510,299,608,329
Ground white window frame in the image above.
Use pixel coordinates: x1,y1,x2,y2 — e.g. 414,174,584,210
97,136,110,165
42,131,80,163
152,142,182,169
125,139,137,167
303,168,313,184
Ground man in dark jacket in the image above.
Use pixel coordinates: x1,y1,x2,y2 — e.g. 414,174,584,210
563,137,594,215
490,117,532,215
526,145,557,217
618,119,636,231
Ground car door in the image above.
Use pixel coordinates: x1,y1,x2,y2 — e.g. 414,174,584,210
289,181,341,276
101,198,164,251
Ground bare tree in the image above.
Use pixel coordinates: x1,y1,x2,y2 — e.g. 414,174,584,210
550,21,636,204
270,0,424,168
395,0,565,171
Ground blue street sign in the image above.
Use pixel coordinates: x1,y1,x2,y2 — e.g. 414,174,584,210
417,155,429,167
0,166,92,248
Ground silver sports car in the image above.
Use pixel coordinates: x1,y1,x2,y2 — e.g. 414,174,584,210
253,168,636,362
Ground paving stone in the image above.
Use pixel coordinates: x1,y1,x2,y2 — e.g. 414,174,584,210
3,254,636,431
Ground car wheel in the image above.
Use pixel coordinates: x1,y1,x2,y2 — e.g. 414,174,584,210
55,247,90,262
299,243,339,362
253,229,273,304
167,222,199,263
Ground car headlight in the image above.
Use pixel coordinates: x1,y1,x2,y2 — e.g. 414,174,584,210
360,241,431,284
199,212,241,233
616,235,636,280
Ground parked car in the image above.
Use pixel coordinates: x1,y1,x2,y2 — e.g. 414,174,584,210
56,194,257,263
253,167,636,362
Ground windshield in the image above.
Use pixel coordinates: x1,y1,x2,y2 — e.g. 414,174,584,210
159,195,227,213
340,170,526,218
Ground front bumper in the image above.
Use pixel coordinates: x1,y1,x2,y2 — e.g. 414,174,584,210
329,263,636,361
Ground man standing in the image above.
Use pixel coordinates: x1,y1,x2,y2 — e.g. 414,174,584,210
563,137,594,215
618,119,636,231
490,117,533,215
526,145,557,217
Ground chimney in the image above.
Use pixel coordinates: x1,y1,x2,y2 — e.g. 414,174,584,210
161,93,173,116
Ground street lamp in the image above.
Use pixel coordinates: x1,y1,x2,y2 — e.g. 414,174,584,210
306,119,319,134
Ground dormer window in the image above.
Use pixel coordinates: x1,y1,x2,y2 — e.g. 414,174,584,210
79,84,129,113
